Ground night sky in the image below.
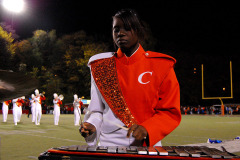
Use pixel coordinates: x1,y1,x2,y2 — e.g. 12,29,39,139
1,0,240,56
1,0,240,103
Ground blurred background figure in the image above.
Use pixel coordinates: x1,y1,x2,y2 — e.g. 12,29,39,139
34,89,45,125
73,94,83,126
17,96,25,123
12,96,24,125
2,100,11,122
30,94,36,123
53,93,63,125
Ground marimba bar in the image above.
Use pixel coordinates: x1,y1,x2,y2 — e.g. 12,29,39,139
38,145,240,160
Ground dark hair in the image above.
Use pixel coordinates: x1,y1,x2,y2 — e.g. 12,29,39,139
113,9,146,41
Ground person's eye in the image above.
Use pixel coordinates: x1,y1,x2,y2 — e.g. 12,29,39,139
113,28,119,33
124,27,131,31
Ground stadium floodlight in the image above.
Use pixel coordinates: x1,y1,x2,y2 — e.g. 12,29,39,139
201,61,233,116
2,0,25,13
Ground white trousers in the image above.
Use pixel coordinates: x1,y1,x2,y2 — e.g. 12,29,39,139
13,107,19,124
54,106,60,125
74,107,81,125
17,106,22,122
31,105,36,122
2,105,8,122
35,104,42,125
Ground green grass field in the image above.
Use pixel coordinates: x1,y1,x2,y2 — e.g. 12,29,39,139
0,114,240,160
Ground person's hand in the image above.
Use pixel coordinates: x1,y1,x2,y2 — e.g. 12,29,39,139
79,122,96,137
127,124,148,141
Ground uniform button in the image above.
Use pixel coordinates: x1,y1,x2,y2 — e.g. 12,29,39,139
145,53,149,56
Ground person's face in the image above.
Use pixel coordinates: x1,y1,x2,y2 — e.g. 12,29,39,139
112,17,139,53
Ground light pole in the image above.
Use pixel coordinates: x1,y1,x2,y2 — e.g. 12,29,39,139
2,0,25,27
2,0,25,13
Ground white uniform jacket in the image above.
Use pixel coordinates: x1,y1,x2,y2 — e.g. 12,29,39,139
84,52,136,146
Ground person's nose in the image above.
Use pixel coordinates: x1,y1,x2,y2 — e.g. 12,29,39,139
118,29,126,37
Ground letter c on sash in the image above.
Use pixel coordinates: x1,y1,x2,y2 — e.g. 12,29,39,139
138,71,153,84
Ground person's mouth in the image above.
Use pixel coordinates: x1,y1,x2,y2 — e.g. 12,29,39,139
117,39,128,44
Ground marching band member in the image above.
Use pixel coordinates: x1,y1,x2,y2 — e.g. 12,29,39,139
73,94,83,126
34,89,46,125
53,93,62,125
12,97,24,125
17,96,25,123
2,100,11,122
30,94,36,123
80,9,181,147
12,98,19,125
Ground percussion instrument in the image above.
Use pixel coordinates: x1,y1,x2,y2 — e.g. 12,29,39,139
38,145,240,160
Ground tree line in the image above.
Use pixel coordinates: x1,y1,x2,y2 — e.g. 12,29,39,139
0,25,110,104
1,24,238,106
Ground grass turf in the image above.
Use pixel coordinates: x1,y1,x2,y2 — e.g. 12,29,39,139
0,114,239,160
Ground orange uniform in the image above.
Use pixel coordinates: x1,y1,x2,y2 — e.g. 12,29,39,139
37,96,46,104
57,100,62,106
79,101,83,109
86,44,181,146
16,99,24,107
115,45,181,146
4,100,12,106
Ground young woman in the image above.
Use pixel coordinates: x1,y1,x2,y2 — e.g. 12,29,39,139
80,9,181,147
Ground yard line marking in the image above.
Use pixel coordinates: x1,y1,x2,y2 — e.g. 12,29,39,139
22,132,86,143
0,128,85,143
216,121,240,124
170,135,210,139
0,129,56,135
28,156,38,159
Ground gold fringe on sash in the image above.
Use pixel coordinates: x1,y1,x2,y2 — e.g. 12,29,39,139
91,57,138,128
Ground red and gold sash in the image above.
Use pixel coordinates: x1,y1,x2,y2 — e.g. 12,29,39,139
91,56,138,128
57,100,62,106
79,101,83,109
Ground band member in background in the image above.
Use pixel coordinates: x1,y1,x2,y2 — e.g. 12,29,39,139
12,98,18,125
17,97,24,123
2,100,11,122
34,89,45,125
80,9,181,146
26,98,31,118
53,93,62,125
73,94,83,126
12,98,19,125
30,94,36,123
12,97,24,125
